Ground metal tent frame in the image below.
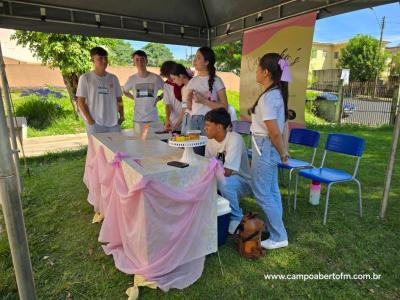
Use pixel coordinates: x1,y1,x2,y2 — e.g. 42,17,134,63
0,0,396,46
0,1,399,299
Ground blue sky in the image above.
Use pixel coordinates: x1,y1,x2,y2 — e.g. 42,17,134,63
128,2,400,59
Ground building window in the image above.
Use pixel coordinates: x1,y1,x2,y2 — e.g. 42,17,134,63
334,51,339,59
322,50,327,57
311,48,317,59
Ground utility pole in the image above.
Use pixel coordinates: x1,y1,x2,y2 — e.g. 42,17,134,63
374,16,385,98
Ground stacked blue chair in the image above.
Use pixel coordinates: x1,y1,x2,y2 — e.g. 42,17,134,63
293,133,365,225
278,128,320,209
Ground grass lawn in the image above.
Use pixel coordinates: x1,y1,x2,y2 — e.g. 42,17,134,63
1,120,399,299
10,89,241,138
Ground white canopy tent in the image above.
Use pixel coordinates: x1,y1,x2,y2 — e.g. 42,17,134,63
0,0,396,46
0,1,398,299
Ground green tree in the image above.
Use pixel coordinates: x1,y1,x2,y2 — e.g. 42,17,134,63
338,35,389,82
11,31,116,117
175,59,191,67
389,52,400,76
186,53,195,65
141,43,173,67
108,40,134,66
213,41,242,75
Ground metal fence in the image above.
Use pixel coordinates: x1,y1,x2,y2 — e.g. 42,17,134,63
309,81,400,126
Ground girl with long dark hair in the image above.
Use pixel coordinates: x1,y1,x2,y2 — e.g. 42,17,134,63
250,52,291,250
187,46,228,134
170,63,193,133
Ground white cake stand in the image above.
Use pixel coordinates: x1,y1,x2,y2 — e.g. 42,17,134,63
168,136,208,164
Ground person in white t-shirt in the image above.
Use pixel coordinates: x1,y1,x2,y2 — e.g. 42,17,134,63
160,61,183,131
170,63,194,134
250,53,291,250
77,47,124,136
187,46,229,155
204,108,252,234
123,50,165,134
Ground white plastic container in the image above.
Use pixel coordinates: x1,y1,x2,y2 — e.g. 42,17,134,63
217,195,231,216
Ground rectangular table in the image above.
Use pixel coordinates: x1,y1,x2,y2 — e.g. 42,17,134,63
86,131,218,287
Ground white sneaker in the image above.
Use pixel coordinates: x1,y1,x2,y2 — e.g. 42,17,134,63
228,220,241,234
261,239,288,250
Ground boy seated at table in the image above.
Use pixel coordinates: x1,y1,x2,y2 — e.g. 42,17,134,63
204,108,252,234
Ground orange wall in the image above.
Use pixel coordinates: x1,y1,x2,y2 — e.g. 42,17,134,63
3,64,240,92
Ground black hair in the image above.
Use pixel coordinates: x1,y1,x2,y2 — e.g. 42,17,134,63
204,108,232,129
90,47,108,57
132,50,147,59
160,61,177,77
170,63,193,79
197,46,216,96
250,53,289,121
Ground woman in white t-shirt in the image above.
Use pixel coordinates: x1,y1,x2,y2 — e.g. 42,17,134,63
171,64,193,134
169,63,193,134
250,53,291,250
187,47,228,134
160,61,184,131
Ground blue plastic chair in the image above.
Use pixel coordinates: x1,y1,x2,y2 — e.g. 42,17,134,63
293,133,365,225
278,128,320,209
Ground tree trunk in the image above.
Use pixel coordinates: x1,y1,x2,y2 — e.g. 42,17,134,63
62,73,80,120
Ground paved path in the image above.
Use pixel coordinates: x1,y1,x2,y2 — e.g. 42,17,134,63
17,133,88,157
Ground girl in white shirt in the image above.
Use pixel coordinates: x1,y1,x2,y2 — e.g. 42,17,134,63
250,53,291,250
170,63,193,134
187,47,228,133
187,46,229,155
160,60,183,132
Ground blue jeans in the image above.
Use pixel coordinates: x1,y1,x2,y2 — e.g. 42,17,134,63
251,136,288,242
190,115,206,135
190,115,206,156
86,123,121,136
218,175,252,222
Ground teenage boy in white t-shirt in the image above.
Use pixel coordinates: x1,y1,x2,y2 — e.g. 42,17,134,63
77,47,124,135
123,50,165,133
204,108,252,234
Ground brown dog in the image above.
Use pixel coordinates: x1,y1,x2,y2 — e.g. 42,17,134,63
235,213,265,259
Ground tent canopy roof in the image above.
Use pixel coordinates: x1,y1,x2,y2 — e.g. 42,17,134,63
0,0,396,46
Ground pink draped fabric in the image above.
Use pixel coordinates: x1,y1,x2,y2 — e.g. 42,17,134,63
83,138,223,291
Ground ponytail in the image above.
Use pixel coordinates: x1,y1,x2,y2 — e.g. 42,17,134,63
250,53,289,121
198,46,217,97
208,64,216,94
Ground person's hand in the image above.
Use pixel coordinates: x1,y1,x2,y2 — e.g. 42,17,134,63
280,153,289,164
165,120,172,131
88,117,95,125
193,91,207,104
118,116,125,125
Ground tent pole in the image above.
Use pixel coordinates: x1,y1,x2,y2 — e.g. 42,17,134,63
0,88,37,299
380,108,400,219
0,42,22,193
199,0,211,47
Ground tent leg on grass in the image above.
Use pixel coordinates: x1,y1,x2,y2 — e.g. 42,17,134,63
0,43,22,193
380,110,400,219
0,89,37,300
